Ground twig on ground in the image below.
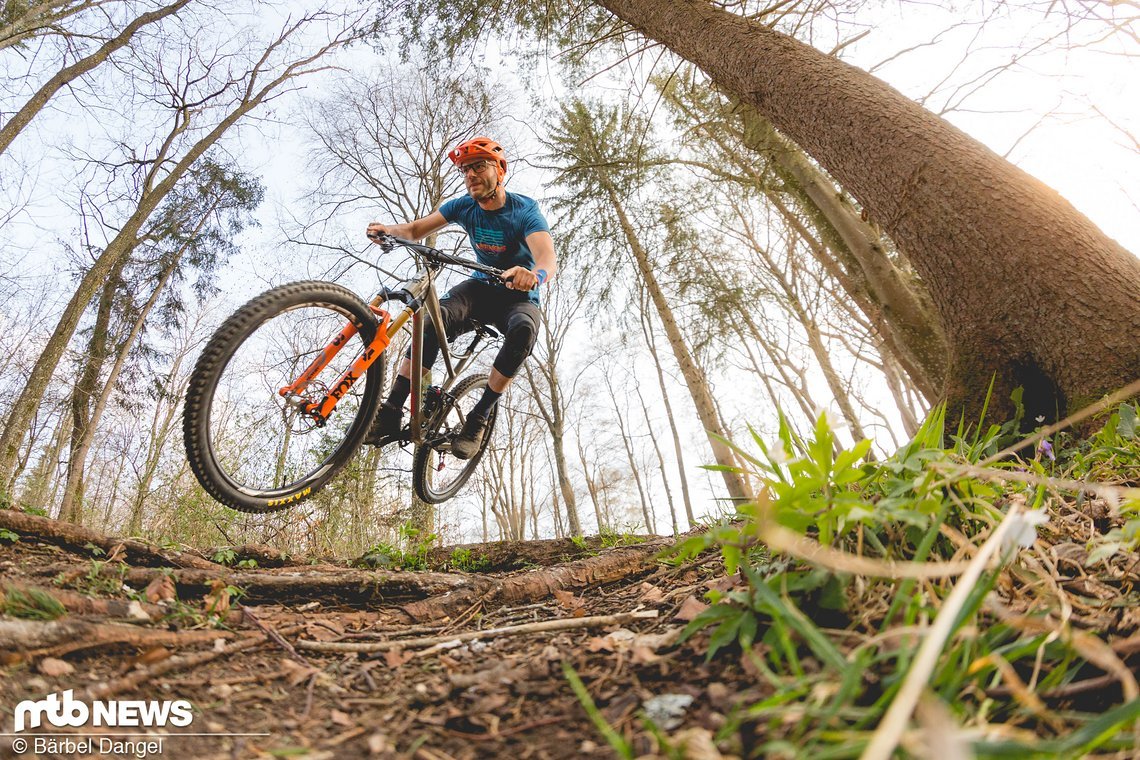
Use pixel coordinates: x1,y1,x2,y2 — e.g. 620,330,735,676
85,625,304,700
295,610,660,654
239,604,311,666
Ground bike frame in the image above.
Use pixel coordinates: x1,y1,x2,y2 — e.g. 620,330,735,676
278,237,503,444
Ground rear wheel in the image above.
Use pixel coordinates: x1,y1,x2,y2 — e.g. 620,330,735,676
183,281,385,513
412,374,496,504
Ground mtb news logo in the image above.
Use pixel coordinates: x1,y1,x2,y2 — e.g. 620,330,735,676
13,690,193,732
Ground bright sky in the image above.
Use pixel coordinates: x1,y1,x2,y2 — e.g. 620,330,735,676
2,1,1137,539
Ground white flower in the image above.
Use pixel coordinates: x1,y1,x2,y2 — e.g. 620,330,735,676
1004,508,1049,552
768,443,790,465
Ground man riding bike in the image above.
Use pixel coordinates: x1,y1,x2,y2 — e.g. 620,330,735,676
365,136,557,459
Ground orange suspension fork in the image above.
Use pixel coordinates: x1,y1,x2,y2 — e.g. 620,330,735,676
278,309,393,422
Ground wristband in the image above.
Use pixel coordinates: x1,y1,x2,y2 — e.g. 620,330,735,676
535,268,548,285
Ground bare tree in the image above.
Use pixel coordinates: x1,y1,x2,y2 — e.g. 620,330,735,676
0,8,370,494
0,0,191,156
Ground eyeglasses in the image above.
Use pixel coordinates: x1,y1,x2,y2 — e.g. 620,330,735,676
456,160,493,176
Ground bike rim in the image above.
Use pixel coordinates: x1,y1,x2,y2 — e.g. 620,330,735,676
420,385,494,501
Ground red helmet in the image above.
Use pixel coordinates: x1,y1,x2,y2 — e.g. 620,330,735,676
448,137,507,179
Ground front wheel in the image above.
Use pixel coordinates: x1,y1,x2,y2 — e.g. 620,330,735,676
412,374,497,504
183,281,385,513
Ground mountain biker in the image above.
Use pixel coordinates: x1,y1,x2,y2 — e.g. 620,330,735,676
364,136,557,459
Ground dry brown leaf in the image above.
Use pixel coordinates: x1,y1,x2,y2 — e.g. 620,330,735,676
640,584,666,604
106,543,127,564
304,624,342,642
133,647,171,668
330,708,354,727
38,657,75,676
675,595,709,622
280,658,319,687
553,589,582,610
144,575,176,604
586,635,613,653
202,580,230,617
672,727,730,760
706,575,739,593
631,646,661,665
385,648,412,668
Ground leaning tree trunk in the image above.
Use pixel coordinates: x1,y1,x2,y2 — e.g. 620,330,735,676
605,185,752,502
596,0,1140,423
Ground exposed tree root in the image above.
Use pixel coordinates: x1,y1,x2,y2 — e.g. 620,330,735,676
94,566,473,604
396,544,664,622
0,509,223,570
422,535,665,571
1,578,162,621
0,618,233,658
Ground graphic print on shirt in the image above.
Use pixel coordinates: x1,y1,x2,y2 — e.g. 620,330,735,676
472,227,506,255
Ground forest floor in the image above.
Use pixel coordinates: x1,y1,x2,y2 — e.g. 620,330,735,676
0,513,758,760
1,504,1138,760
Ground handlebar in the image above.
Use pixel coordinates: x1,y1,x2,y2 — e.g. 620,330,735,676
367,232,509,283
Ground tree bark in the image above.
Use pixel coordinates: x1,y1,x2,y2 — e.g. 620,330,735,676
58,257,127,523
638,293,694,528
596,0,1140,422
606,185,751,502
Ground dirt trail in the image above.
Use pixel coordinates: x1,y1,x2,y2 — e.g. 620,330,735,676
0,515,743,759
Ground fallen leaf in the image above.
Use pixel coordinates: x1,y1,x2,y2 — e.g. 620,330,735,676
631,646,661,665
202,580,230,617
633,626,683,652
133,647,171,668
706,575,739,594
385,648,412,668
640,584,665,604
144,575,176,604
586,635,613,653
672,727,727,760
368,732,392,755
330,709,354,727
674,596,709,622
38,657,74,677
280,659,319,687
553,590,582,610
586,628,636,654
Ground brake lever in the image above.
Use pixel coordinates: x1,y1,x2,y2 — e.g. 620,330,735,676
366,231,395,253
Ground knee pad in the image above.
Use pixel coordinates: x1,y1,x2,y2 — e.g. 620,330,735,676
493,312,538,377
506,312,538,354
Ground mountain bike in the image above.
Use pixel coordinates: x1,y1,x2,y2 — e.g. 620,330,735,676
183,234,506,513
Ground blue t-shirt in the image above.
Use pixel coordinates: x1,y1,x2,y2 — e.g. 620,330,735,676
438,192,550,304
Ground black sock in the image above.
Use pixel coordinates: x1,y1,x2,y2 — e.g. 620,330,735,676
470,387,502,420
386,375,411,407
